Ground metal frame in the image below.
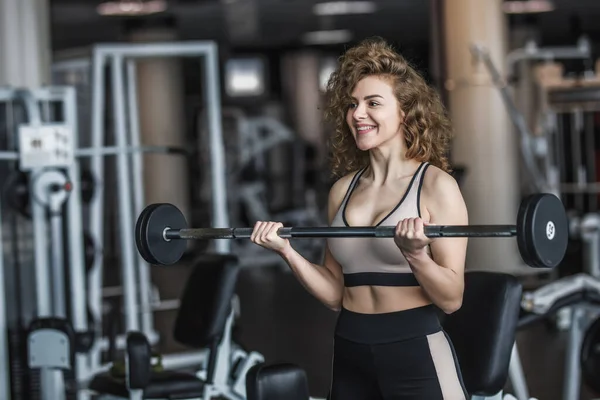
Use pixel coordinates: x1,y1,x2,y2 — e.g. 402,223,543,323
470,44,555,195
50,40,233,386
0,43,230,398
0,80,210,399
0,86,88,400
85,41,230,373
36,86,90,394
508,302,599,400
0,86,14,400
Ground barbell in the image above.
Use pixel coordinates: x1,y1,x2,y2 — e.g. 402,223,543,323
135,192,569,269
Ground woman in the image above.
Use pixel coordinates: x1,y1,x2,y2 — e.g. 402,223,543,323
250,37,469,400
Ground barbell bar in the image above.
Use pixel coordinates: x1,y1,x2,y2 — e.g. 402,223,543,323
135,193,569,269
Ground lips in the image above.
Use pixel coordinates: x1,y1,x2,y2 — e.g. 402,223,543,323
356,125,376,134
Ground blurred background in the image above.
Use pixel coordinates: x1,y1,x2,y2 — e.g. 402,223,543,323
2,0,600,400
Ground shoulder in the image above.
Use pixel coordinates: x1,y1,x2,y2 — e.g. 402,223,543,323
329,170,360,199
421,164,467,221
327,169,362,221
421,164,460,196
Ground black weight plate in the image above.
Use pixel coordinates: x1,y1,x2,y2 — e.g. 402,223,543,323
524,193,568,268
136,204,160,264
516,195,536,267
524,195,548,268
581,315,600,395
135,205,152,263
143,203,188,266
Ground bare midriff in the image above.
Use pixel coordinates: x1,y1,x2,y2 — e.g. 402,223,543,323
342,286,432,314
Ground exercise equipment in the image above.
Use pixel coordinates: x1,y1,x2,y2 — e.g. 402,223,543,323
245,363,311,400
46,41,269,399
2,163,94,221
59,41,233,380
511,273,600,400
109,352,164,378
444,271,523,400
197,108,326,270
0,86,91,400
135,192,568,268
471,38,592,197
581,314,600,394
3,170,31,218
88,254,265,400
27,318,75,399
506,208,600,400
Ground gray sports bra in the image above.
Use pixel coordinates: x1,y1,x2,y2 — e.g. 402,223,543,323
327,162,430,287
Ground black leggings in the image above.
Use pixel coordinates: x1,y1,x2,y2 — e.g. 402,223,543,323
328,305,468,400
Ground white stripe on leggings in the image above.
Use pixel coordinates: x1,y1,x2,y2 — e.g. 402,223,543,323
426,330,467,400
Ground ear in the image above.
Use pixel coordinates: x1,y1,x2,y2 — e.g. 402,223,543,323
399,108,406,124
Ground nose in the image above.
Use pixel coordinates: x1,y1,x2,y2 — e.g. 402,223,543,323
352,102,367,120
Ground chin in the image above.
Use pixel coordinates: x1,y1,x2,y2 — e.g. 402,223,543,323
356,144,375,152
355,137,379,151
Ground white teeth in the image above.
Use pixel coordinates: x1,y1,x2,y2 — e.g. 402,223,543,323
357,126,375,131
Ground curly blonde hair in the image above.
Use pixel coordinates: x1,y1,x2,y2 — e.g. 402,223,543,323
324,37,453,177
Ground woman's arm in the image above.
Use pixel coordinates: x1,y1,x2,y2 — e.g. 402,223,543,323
395,169,468,314
278,242,344,311
251,177,349,311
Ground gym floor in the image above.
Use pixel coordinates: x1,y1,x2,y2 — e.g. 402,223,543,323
152,260,598,400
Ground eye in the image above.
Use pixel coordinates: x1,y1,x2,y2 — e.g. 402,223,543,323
369,101,380,107
348,103,357,109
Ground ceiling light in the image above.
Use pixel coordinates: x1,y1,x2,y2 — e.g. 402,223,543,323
97,0,167,16
502,0,555,14
313,1,377,16
303,29,353,45
225,58,265,97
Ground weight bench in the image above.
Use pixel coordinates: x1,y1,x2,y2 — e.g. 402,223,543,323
87,253,264,399
245,271,523,400
443,271,523,399
246,362,311,400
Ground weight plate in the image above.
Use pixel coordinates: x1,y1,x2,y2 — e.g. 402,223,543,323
135,204,160,264
581,315,600,395
516,195,536,268
523,193,568,268
525,197,547,268
141,203,188,266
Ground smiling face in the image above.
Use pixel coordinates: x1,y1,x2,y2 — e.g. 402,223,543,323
346,75,404,152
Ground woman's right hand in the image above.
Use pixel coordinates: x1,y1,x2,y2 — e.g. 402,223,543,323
250,221,290,254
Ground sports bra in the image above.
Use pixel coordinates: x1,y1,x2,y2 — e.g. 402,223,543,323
327,162,431,287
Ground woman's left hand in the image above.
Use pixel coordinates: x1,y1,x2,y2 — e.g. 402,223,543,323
394,217,433,257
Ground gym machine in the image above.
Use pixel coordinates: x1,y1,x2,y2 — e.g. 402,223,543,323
0,86,90,400
51,41,229,375
507,197,600,400
521,65,600,400
52,40,267,399
197,108,324,269
470,37,591,197
87,253,265,400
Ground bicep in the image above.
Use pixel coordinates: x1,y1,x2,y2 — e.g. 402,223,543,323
323,245,344,282
427,178,468,275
